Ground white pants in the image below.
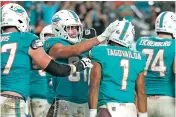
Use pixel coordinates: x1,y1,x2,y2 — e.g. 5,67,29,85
147,96,175,117
99,102,137,117
0,95,26,117
54,100,89,117
30,98,51,117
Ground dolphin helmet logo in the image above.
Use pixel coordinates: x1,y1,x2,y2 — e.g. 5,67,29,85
52,15,61,25
10,6,25,16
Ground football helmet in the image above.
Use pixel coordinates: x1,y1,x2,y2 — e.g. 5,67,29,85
108,19,135,48
51,10,83,43
40,25,54,42
1,3,30,32
155,11,176,38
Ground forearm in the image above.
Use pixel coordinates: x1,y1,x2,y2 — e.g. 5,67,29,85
137,93,147,113
57,38,100,58
44,59,74,77
88,86,99,109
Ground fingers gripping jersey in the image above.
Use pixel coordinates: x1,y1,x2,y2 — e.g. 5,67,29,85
89,46,146,106
1,32,39,101
43,38,89,103
136,36,175,97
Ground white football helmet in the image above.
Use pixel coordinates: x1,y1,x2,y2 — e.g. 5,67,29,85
51,10,83,43
1,3,30,32
155,11,176,38
40,25,54,42
108,19,135,48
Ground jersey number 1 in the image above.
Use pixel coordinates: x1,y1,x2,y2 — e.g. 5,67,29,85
120,59,129,90
1,43,17,74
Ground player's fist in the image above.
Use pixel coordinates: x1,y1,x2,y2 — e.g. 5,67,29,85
74,58,93,72
97,20,120,42
80,58,93,69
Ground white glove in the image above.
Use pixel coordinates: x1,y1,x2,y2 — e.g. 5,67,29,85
138,112,148,117
80,58,93,69
73,58,93,72
97,20,120,42
90,109,97,117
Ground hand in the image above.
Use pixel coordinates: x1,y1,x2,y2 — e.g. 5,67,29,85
73,58,93,72
80,57,93,69
97,20,120,42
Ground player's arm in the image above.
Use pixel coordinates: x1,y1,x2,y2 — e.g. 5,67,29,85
49,20,120,58
88,62,101,117
29,46,92,77
135,72,148,117
49,38,100,59
32,61,42,70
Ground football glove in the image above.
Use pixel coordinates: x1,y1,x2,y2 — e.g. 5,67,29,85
73,58,93,72
97,20,120,42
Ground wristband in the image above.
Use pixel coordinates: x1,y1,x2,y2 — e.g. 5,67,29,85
90,109,97,117
138,112,148,117
68,64,76,75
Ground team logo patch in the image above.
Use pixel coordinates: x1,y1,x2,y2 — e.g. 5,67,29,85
112,107,116,111
46,42,50,48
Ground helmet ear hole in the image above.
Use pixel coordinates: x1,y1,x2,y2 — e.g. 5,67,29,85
18,20,23,23
55,29,59,32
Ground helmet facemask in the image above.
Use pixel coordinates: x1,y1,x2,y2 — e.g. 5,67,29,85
52,10,83,43
64,25,83,43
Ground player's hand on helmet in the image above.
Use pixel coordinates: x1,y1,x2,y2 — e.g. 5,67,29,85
74,58,93,72
97,20,120,42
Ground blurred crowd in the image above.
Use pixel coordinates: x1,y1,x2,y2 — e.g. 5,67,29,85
1,1,175,41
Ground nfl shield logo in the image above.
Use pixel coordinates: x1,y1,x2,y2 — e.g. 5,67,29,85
85,29,91,35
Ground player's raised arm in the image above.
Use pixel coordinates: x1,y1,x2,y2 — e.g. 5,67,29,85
47,11,120,58
88,62,102,117
135,72,148,117
29,45,92,77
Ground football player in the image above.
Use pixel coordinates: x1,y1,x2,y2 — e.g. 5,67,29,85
89,19,147,117
29,25,55,117
136,11,176,117
44,10,120,117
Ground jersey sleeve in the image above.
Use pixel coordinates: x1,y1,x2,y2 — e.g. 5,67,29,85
43,38,60,53
139,53,147,73
135,37,143,52
89,46,102,63
20,32,39,55
172,40,176,56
